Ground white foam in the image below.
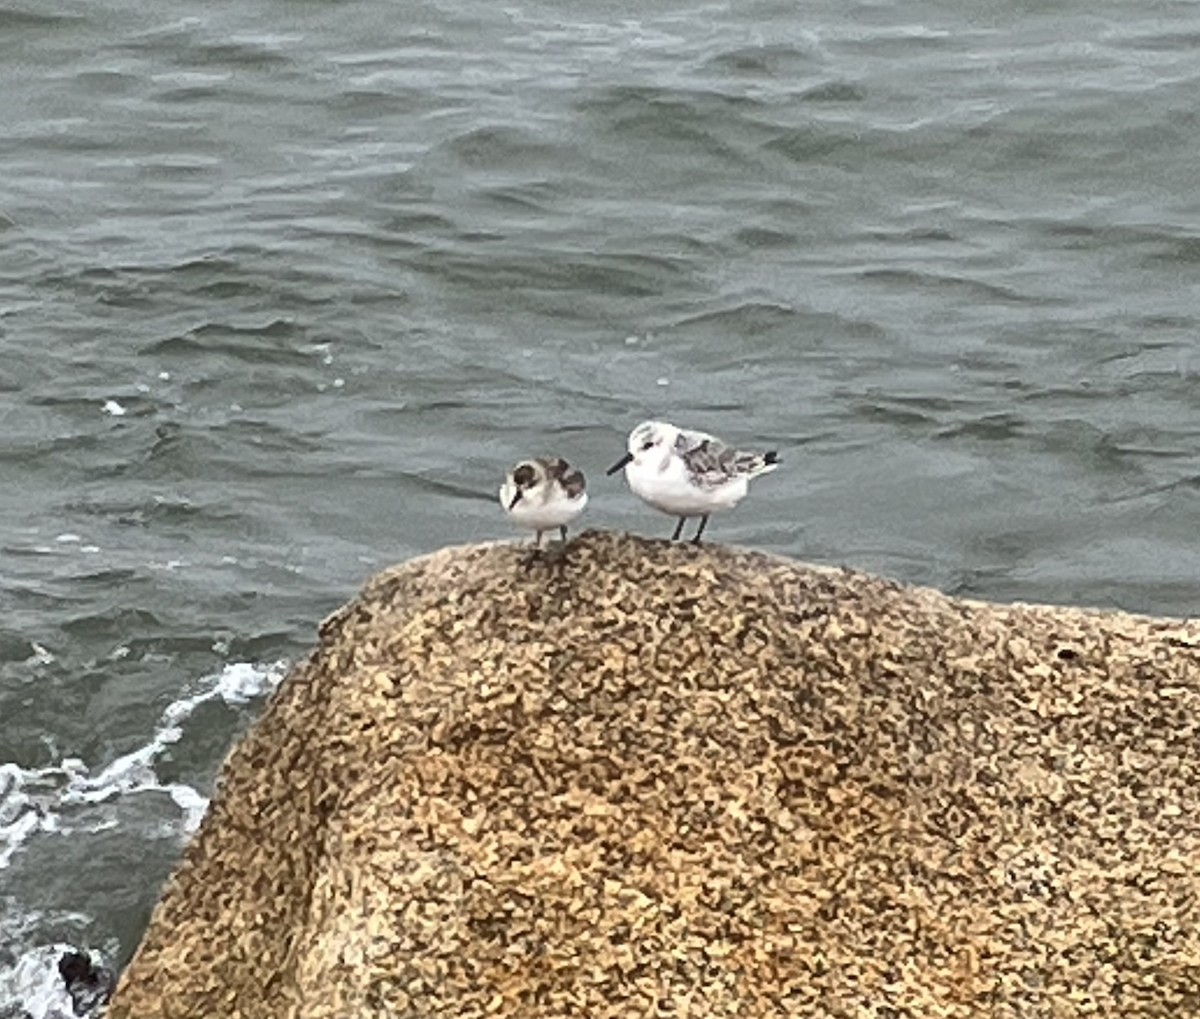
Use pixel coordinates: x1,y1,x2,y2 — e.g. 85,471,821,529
0,943,78,1018
0,906,108,1019
28,643,55,665
0,660,288,870
101,400,126,416
168,784,211,833
0,764,63,870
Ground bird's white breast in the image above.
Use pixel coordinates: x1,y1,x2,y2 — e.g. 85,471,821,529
625,456,746,515
508,490,588,531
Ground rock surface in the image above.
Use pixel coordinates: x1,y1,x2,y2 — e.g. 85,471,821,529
111,531,1200,1018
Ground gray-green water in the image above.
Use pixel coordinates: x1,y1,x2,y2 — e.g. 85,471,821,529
4,0,1200,1011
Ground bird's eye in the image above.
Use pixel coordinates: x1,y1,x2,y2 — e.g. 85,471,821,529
641,440,655,451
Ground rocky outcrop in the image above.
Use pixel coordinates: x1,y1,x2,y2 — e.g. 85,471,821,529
111,531,1200,1017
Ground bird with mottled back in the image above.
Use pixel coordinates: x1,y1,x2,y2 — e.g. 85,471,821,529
673,428,779,490
608,420,780,543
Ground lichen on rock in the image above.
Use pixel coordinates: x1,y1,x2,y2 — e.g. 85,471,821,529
111,531,1200,1017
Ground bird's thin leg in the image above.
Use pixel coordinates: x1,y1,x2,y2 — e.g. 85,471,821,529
691,515,710,545
671,517,687,541
522,531,548,571
559,525,568,542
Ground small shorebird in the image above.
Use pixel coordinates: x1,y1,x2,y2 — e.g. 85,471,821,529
499,456,589,546
607,420,778,544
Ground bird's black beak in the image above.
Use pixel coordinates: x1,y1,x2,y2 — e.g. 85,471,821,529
508,489,523,509
606,452,633,476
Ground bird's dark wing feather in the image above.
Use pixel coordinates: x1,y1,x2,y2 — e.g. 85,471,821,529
675,431,777,489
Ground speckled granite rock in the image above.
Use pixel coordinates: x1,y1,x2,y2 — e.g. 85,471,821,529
111,531,1200,1018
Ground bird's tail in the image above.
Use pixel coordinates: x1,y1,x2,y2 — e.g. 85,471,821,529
743,449,780,477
